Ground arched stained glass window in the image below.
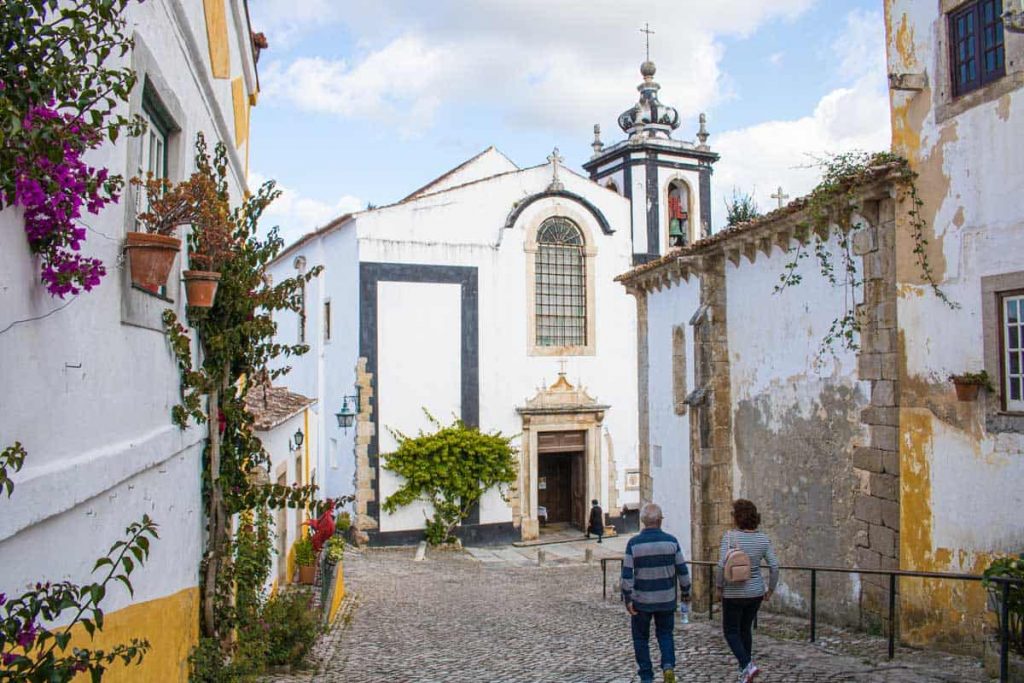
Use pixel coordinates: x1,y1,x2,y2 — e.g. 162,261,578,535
536,217,586,347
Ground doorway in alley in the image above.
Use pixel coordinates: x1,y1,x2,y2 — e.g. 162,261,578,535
537,431,586,529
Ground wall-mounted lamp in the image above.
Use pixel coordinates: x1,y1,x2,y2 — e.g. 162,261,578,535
335,390,360,433
290,428,304,451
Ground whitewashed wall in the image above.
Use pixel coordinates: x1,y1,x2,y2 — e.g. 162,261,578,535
645,279,700,558
0,0,254,622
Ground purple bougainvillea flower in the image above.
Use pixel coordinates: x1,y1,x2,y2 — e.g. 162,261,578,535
2,652,16,666
16,621,38,649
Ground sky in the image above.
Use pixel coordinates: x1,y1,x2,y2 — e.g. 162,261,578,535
246,0,892,246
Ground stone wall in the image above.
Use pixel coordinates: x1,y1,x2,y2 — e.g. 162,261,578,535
353,357,377,541
852,198,901,630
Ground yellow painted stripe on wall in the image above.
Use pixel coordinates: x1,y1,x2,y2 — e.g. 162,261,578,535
202,0,230,78
231,77,249,148
328,561,346,624
71,586,199,683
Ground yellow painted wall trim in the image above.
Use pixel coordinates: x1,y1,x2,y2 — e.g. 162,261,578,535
202,0,230,79
231,78,248,148
70,586,199,683
327,561,346,624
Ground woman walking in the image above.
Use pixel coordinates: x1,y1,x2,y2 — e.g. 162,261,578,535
716,499,779,683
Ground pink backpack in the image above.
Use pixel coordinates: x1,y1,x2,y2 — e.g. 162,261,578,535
723,531,752,584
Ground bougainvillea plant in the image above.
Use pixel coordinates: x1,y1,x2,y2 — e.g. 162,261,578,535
0,0,143,297
0,444,158,682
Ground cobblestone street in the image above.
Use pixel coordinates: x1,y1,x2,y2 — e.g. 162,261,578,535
264,544,993,683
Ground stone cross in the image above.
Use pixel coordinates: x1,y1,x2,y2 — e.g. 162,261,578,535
547,147,564,191
771,186,790,209
640,23,655,61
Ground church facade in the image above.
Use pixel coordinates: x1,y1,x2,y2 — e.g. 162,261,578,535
268,60,715,544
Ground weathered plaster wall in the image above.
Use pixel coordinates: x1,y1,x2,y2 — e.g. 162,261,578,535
886,0,1024,650
726,235,869,623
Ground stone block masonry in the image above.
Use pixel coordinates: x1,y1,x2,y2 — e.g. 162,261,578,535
354,357,378,539
852,199,901,631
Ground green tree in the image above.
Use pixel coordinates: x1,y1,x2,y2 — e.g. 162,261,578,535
382,413,518,545
724,188,761,226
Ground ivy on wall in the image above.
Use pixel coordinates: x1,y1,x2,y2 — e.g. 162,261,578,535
772,151,957,353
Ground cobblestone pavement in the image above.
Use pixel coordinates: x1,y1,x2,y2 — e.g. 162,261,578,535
262,546,993,683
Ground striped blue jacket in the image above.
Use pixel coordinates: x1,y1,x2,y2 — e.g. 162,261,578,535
621,527,691,612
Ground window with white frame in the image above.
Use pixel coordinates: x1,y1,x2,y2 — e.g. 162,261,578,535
1003,292,1024,411
535,217,586,347
134,100,169,226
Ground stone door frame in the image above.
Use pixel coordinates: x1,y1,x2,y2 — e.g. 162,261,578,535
516,410,605,541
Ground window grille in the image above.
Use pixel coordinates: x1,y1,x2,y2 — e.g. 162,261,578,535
535,217,586,347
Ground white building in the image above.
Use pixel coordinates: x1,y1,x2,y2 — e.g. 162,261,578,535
0,2,260,680
269,60,716,544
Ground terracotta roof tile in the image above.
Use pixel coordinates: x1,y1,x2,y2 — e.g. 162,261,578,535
244,385,316,431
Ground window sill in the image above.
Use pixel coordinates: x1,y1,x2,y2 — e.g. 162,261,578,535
935,71,1024,124
529,344,596,357
131,283,174,303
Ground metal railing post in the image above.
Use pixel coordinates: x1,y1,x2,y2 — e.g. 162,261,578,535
1000,579,1010,683
708,564,714,621
810,569,817,643
888,573,897,660
602,559,607,600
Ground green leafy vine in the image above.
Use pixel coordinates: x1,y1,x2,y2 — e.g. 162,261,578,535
773,151,957,353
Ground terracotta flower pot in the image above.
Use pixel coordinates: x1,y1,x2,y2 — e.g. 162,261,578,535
953,381,981,401
182,270,221,308
125,232,181,290
298,565,316,585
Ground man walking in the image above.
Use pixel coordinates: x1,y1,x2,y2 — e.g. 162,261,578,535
621,503,690,683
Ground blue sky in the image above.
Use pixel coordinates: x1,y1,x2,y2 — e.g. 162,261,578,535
247,0,891,244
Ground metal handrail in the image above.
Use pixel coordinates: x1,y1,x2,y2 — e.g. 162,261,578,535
599,556,1023,683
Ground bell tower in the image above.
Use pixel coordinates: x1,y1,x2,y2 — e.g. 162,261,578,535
583,58,719,265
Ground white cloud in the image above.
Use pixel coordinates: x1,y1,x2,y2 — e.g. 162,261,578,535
250,171,363,246
769,52,785,66
260,0,816,136
246,0,342,48
712,10,890,225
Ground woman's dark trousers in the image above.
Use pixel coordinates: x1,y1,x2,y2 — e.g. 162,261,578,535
721,596,762,669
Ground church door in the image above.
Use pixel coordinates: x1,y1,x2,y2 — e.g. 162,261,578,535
537,431,587,528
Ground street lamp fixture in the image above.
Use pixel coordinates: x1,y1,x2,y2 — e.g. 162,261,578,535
335,392,359,432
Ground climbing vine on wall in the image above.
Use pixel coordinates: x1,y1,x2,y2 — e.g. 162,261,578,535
773,151,957,353
155,135,323,646
382,412,518,546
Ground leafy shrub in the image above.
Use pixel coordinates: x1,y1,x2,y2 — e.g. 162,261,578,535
335,511,351,534
983,553,1024,655
263,589,319,667
325,536,344,564
293,536,315,568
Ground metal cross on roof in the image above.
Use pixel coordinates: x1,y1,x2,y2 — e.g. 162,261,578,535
547,147,564,191
640,23,655,61
771,186,790,209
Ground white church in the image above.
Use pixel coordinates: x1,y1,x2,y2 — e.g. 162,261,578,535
268,59,719,545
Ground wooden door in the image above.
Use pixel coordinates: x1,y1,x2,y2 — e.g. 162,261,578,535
538,455,571,523
571,452,586,530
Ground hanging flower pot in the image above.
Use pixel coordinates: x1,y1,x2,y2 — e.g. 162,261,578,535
949,371,992,402
182,270,221,308
124,232,181,290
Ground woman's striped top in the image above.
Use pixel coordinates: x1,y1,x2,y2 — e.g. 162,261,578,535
715,529,780,599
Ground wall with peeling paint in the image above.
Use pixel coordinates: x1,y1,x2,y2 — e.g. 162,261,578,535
886,0,1024,650
726,239,870,623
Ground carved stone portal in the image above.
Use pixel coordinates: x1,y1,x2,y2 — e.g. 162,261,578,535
516,373,609,541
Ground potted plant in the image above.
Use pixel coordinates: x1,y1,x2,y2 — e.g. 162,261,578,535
325,535,344,566
294,535,316,585
125,175,187,290
982,554,1024,674
949,370,994,401
183,173,233,308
